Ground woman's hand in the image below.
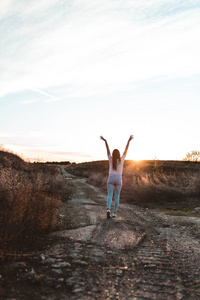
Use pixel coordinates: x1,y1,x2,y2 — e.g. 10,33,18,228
123,135,134,156
100,136,110,155
128,135,134,142
100,136,106,142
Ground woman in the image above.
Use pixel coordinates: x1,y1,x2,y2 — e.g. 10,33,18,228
100,135,134,218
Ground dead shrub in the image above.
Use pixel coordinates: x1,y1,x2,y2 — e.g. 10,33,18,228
88,172,107,189
120,168,200,208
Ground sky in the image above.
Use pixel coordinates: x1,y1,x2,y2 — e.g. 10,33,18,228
0,0,200,163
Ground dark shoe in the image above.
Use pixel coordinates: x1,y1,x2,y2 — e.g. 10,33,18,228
107,210,111,218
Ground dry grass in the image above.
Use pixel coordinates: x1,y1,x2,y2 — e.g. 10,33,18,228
0,149,73,258
67,159,200,209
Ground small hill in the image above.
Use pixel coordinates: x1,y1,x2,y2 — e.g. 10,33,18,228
0,149,27,170
66,159,200,178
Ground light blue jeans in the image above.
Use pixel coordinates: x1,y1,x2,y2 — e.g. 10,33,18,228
107,174,122,213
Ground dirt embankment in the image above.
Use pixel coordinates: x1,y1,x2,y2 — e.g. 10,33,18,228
1,167,200,299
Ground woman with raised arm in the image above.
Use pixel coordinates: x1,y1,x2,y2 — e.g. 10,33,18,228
100,135,134,218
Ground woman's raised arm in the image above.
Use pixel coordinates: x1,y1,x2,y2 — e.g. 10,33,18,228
123,135,134,157
100,136,111,156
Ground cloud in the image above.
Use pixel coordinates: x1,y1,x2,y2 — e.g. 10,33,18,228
2,143,94,163
32,149,94,158
0,131,62,139
0,0,14,18
29,87,60,102
0,0,200,99
21,98,41,104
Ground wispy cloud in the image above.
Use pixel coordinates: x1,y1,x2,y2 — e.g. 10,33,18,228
2,143,94,163
0,0,200,99
21,98,41,105
30,87,60,102
0,131,62,139
33,149,94,158
0,0,14,18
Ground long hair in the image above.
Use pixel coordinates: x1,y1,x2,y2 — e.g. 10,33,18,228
112,149,121,170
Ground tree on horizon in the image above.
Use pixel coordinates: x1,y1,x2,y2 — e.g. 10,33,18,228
183,150,200,161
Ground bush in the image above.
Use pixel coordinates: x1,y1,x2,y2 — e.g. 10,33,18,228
121,171,186,207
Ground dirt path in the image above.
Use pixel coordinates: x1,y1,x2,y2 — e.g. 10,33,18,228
1,168,200,299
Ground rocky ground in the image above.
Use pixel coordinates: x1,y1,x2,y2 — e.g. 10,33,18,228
0,167,200,299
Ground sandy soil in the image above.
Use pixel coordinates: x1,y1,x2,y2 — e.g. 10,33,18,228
1,167,200,299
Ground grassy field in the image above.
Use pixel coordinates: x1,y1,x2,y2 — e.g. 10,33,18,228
0,149,73,259
66,159,200,213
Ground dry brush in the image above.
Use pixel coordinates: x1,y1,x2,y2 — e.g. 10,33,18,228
0,150,73,259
